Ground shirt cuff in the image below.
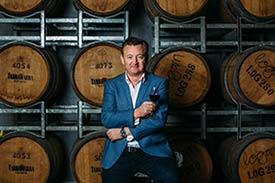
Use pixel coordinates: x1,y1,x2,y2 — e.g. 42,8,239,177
134,118,140,126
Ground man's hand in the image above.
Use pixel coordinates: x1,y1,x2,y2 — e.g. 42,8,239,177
106,127,132,142
106,128,122,142
134,101,156,119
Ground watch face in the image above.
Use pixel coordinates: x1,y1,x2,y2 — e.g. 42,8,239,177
126,135,134,142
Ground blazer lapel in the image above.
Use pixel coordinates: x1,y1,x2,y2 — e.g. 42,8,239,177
118,74,133,108
136,75,150,107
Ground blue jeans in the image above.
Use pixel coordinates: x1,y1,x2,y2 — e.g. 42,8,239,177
102,148,181,183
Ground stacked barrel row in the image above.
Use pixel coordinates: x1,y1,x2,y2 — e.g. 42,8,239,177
1,39,275,109
0,40,212,108
0,130,213,183
1,0,275,23
0,0,137,17
2,130,275,183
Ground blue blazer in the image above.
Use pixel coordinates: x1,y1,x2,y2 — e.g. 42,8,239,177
101,72,173,169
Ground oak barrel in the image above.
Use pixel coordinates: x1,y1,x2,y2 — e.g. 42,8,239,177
71,42,124,107
73,0,137,16
0,131,63,183
221,47,275,108
0,42,62,107
221,0,275,23
70,131,106,183
0,0,63,17
146,47,211,108
219,133,275,183
169,137,213,183
143,0,209,22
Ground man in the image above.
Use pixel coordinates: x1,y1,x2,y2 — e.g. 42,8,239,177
101,37,180,183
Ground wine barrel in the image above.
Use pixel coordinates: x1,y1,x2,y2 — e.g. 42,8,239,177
219,133,275,183
0,0,63,17
221,0,275,23
70,131,106,183
143,0,209,22
72,0,137,16
146,47,211,108
71,42,124,107
0,131,63,183
221,47,275,109
169,137,213,183
0,42,62,107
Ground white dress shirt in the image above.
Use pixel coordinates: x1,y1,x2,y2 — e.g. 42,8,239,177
125,72,145,148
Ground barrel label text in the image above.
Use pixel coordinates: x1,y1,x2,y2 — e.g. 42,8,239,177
0,92,34,100
8,73,34,82
95,62,112,69
169,54,196,98
91,166,102,173
247,164,275,179
94,152,102,161
8,164,35,174
242,146,275,166
254,53,275,79
91,78,107,85
246,65,274,96
91,152,102,174
12,62,31,70
12,152,31,159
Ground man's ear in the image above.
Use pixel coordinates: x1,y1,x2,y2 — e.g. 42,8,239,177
120,55,125,65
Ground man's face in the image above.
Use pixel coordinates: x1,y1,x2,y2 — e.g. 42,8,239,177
120,44,146,77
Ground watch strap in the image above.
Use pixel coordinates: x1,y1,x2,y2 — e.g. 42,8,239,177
120,127,127,138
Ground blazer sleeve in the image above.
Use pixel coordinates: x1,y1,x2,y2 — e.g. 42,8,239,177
101,79,136,129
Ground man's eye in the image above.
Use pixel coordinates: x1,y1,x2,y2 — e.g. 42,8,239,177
137,55,145,59
127,56,133,59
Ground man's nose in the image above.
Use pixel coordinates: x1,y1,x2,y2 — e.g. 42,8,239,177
133,56,138,63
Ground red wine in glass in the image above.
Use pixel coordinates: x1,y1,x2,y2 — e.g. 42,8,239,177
149,94,160,102
149,87,160,102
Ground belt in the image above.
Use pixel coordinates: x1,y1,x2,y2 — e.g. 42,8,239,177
125,146,141,153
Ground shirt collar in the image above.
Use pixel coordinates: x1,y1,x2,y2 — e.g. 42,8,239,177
125,72,146,86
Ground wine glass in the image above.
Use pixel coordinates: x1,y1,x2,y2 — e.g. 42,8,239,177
149,86,160,102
